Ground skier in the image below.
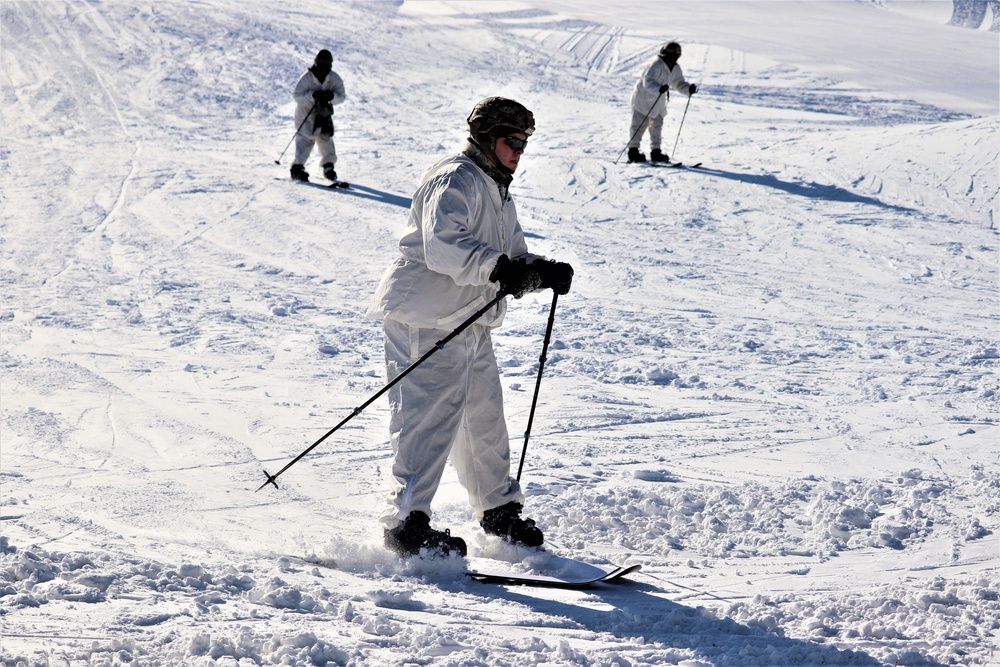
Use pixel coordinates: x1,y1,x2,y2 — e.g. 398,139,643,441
627,41,697,163
366,97,574,558
290,49,346,183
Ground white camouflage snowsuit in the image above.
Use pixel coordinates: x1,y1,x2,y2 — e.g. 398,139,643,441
628,56,692,150
366,152,544,530
292,68,346,168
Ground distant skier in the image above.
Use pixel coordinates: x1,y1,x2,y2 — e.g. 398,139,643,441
366,97,574,558
290,49,346,183
627,41,697,163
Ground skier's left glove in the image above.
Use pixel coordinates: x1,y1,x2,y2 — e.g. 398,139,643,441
533,259,574,295
490,255,543,299
312,89,335,103
688,83,697,95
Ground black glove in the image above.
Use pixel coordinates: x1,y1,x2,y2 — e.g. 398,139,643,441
688,83,697,95
490,255,543,299
312,89,334,103
658,84,670,94
532,259,574,295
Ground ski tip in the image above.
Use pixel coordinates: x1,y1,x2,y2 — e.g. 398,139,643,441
607,563,643,580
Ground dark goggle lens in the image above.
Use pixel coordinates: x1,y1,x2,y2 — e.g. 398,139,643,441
503,136,528,151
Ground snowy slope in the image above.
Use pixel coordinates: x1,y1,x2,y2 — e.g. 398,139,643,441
1,1,998,666
530,0,1000,116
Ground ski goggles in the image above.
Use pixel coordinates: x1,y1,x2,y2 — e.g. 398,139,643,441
502,136,528,151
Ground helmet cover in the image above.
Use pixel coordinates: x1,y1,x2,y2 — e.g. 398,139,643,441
659,42,682,58
467,97,535,139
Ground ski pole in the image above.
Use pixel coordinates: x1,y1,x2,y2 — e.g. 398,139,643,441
274,101,317,165
257,290,509,492
670,93,692,162
613,90,665,165
516,291,558,482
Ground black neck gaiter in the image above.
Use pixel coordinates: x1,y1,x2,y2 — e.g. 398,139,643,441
463,139,513,196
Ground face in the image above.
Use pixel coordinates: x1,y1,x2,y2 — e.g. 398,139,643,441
494,132,528,172
314,56,333,76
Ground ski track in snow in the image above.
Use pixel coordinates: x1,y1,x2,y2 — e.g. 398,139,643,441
1,1,998,666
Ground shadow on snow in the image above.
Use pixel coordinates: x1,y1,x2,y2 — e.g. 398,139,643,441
340,183,412,208
707,84,971,126
457,578,944,666
284,179,412,208
689,166,918,215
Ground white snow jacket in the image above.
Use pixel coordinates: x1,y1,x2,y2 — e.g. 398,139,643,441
630,57,691,118
367,153,543,330
292,69,346,134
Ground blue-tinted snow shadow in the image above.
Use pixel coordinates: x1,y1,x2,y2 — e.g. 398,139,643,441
707,84,971,126
339,183,411,208
690,166,917,215
451,578,941,666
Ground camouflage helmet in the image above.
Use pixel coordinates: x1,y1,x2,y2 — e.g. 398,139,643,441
467,97,535,140
659,41,682,58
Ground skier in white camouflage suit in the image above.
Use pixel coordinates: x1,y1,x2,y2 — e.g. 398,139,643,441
627,41,697,164
290,49,346,183
367,97,574,558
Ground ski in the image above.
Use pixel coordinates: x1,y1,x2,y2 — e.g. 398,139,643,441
302,178,350,189
276,554,339,570
466,562,641,589
277,177,350,189
658,161,703,169
627,161,702,169
279,550,639,590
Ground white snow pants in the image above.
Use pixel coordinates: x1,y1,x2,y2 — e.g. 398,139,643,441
379,318,524,530
293,126,336,168
628,109,664,150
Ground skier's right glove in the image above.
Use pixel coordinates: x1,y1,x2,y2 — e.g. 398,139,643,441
490,255,543,299
658,84,670,94
532,259,574,295
312,89,334,103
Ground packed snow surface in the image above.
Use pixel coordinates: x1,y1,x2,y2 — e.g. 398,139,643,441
1,1,997,666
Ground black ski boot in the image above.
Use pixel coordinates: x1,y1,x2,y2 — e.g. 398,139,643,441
650,148,670,163
481,502,544,547
290,164,309,182
384,511,468,558
322,162,337,181
627,147,647,163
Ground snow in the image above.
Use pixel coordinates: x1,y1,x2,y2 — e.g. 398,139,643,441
1,0,997,666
